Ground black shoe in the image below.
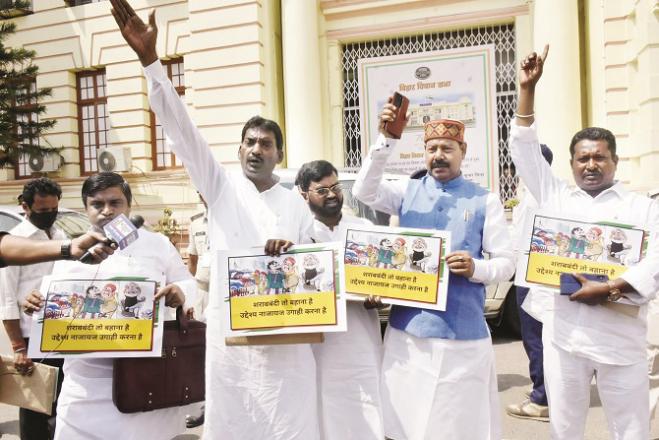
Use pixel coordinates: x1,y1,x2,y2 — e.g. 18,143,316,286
186,412,205,429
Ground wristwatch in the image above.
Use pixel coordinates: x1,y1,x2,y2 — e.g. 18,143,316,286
60,240,72,260
606,280,623,302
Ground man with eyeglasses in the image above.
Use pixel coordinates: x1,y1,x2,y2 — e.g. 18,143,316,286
295,160,385,440
110,1,318,438
353,98,514,439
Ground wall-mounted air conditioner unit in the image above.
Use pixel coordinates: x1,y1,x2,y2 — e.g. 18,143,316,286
97,146,132,172
28,152,61,173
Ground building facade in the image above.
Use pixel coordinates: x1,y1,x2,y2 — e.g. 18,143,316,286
1,0,657,228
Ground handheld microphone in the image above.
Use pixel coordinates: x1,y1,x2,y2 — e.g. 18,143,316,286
79,214,144,263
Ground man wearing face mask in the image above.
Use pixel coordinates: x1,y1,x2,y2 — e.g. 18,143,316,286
0,177,67,440
22,172,196,440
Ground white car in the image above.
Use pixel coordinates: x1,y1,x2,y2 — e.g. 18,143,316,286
277,168,520,336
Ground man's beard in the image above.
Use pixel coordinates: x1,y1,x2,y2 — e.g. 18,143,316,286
309,199,343,218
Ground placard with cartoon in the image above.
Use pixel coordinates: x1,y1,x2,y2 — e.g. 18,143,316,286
515,211,650,289
343,225,451,311
218,243,347,337
28,276,165,359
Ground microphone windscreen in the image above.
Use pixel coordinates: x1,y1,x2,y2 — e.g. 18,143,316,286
103,214,139,250
129,214,145,229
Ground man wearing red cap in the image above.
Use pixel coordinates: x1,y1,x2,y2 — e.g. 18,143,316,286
353,100,515,439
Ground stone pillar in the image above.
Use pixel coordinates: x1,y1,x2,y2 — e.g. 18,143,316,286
281,0,325,168
532,0,584,181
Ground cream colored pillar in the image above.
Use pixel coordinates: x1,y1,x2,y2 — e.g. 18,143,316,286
281,0,325,168
532,0,583,181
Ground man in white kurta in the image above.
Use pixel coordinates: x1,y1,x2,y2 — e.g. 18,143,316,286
21,173,197,440
353,106,515,439
511,47,659,439
296,160,385,440
144,63,318,440
0,178,67,439
53,228,197,440
109,2,318,437
648,298,659,420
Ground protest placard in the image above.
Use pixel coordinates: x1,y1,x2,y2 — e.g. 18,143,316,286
219,244,347,337
343,225,451,311
28,276,165,358
515,212,649,290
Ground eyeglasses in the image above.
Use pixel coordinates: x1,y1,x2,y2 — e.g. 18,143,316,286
307,183,344,197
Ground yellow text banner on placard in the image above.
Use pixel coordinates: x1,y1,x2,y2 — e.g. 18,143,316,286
231,292,337,330
41,319,153,352
345,265,438,303
526,253,628,288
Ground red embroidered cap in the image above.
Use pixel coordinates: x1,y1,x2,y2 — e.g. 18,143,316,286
423,119,465,143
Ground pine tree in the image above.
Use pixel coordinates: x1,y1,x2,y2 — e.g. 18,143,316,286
0,1,56,169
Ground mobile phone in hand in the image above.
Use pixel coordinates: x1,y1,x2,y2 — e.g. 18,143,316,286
383,92,409,139
559,273,609,295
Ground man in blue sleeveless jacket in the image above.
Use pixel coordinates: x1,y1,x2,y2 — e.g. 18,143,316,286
353,99,515,440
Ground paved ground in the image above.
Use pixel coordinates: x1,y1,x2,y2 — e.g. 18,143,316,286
494,326,659,440
1,328,658,439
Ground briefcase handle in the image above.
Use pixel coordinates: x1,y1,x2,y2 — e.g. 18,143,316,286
174,306,190,333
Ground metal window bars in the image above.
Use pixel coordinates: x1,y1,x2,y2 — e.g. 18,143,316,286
341,23,518,202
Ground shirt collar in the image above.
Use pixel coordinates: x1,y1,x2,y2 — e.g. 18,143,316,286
18,218,56,238
238,171,282,195
569,180,627,199
426,172,465,190
312,213,342,232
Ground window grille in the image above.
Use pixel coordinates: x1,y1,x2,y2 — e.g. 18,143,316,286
151,58,185,170
77,69,109,175
341,24,518,201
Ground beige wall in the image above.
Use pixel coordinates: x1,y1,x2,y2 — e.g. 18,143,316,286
311,0,534,183
0,0,284,228
306,0,657,194
2,0,657,225
585,0,659,192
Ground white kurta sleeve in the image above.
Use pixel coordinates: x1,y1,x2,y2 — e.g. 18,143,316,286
510,120,563,206
352,134,408,216
160,236,197,309
619,201,659,301
0,266,20,320
187,224,198,256
298,203,316,245
470,193,516,285
143,60,230,209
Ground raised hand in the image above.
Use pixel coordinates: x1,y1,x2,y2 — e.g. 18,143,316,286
378,96,409,138
519,45,549,90
110,0,159,66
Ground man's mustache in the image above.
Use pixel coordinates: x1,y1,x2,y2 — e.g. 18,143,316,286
431,160,450,169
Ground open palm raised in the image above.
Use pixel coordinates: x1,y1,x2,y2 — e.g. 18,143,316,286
110,0,159,67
